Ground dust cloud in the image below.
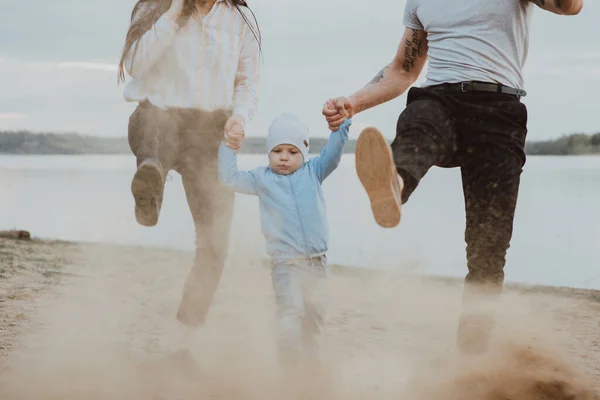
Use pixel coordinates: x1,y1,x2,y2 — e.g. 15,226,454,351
0,241,598,400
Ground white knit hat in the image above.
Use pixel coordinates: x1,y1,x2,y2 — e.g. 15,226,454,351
266,113,310,161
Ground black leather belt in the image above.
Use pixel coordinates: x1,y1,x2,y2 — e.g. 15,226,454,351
429,81,527,97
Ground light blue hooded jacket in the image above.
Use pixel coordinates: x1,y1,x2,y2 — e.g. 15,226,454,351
218,119,352,261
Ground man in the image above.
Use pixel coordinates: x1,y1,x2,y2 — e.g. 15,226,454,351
323,0,583,354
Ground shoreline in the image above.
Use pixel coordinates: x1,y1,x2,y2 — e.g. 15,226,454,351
2,132,600,156
2,236,599,302
3,152,600,157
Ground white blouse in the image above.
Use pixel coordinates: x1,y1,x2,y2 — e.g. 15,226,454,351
123,0,261,123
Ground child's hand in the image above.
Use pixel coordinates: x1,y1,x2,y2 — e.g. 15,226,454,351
224,114,245,151
225,131,244,151
322,97,353,131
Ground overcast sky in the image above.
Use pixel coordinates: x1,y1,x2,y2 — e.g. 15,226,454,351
0,0,598,140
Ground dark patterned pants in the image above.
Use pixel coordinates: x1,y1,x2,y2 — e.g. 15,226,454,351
392,85,528,352
392,86,528,295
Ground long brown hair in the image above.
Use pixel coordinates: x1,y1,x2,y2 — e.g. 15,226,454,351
117,0,262,83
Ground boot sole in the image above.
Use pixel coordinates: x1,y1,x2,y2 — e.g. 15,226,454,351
355,127,401,228
131,163,163,227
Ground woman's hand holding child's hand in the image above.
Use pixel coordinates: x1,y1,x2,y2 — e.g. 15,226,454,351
224,114,246,151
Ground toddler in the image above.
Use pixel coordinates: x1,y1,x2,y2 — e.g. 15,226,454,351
218,113,352,369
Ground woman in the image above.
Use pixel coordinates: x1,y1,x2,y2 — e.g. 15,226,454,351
118,0,261,330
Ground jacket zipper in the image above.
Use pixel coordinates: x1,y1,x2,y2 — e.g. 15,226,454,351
289,177,309,255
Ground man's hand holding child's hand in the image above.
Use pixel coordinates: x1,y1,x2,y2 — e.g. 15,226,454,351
224,114,245,151
322,97,353,131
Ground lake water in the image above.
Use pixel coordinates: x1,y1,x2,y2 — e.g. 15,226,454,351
1,154,599,290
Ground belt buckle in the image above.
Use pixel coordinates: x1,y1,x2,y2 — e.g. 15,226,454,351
460,81,470,92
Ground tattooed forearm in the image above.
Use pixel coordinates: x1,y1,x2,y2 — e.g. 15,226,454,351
367,65,390,86
402,29,424,73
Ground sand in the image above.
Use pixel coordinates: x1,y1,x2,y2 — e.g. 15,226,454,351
0,236,599,399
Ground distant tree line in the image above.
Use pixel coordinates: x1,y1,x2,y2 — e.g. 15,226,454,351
525,132,600,155
0,130,358,155
1,130,598,155
0,131,129,155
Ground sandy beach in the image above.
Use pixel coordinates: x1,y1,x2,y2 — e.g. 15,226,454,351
0,235,599,399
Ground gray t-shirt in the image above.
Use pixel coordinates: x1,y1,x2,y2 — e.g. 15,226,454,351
404,0,532,89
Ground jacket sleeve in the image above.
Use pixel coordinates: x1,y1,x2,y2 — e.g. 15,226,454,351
232,10,261,124
310,118,352,183
218,143,259,195
123,4,180,79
